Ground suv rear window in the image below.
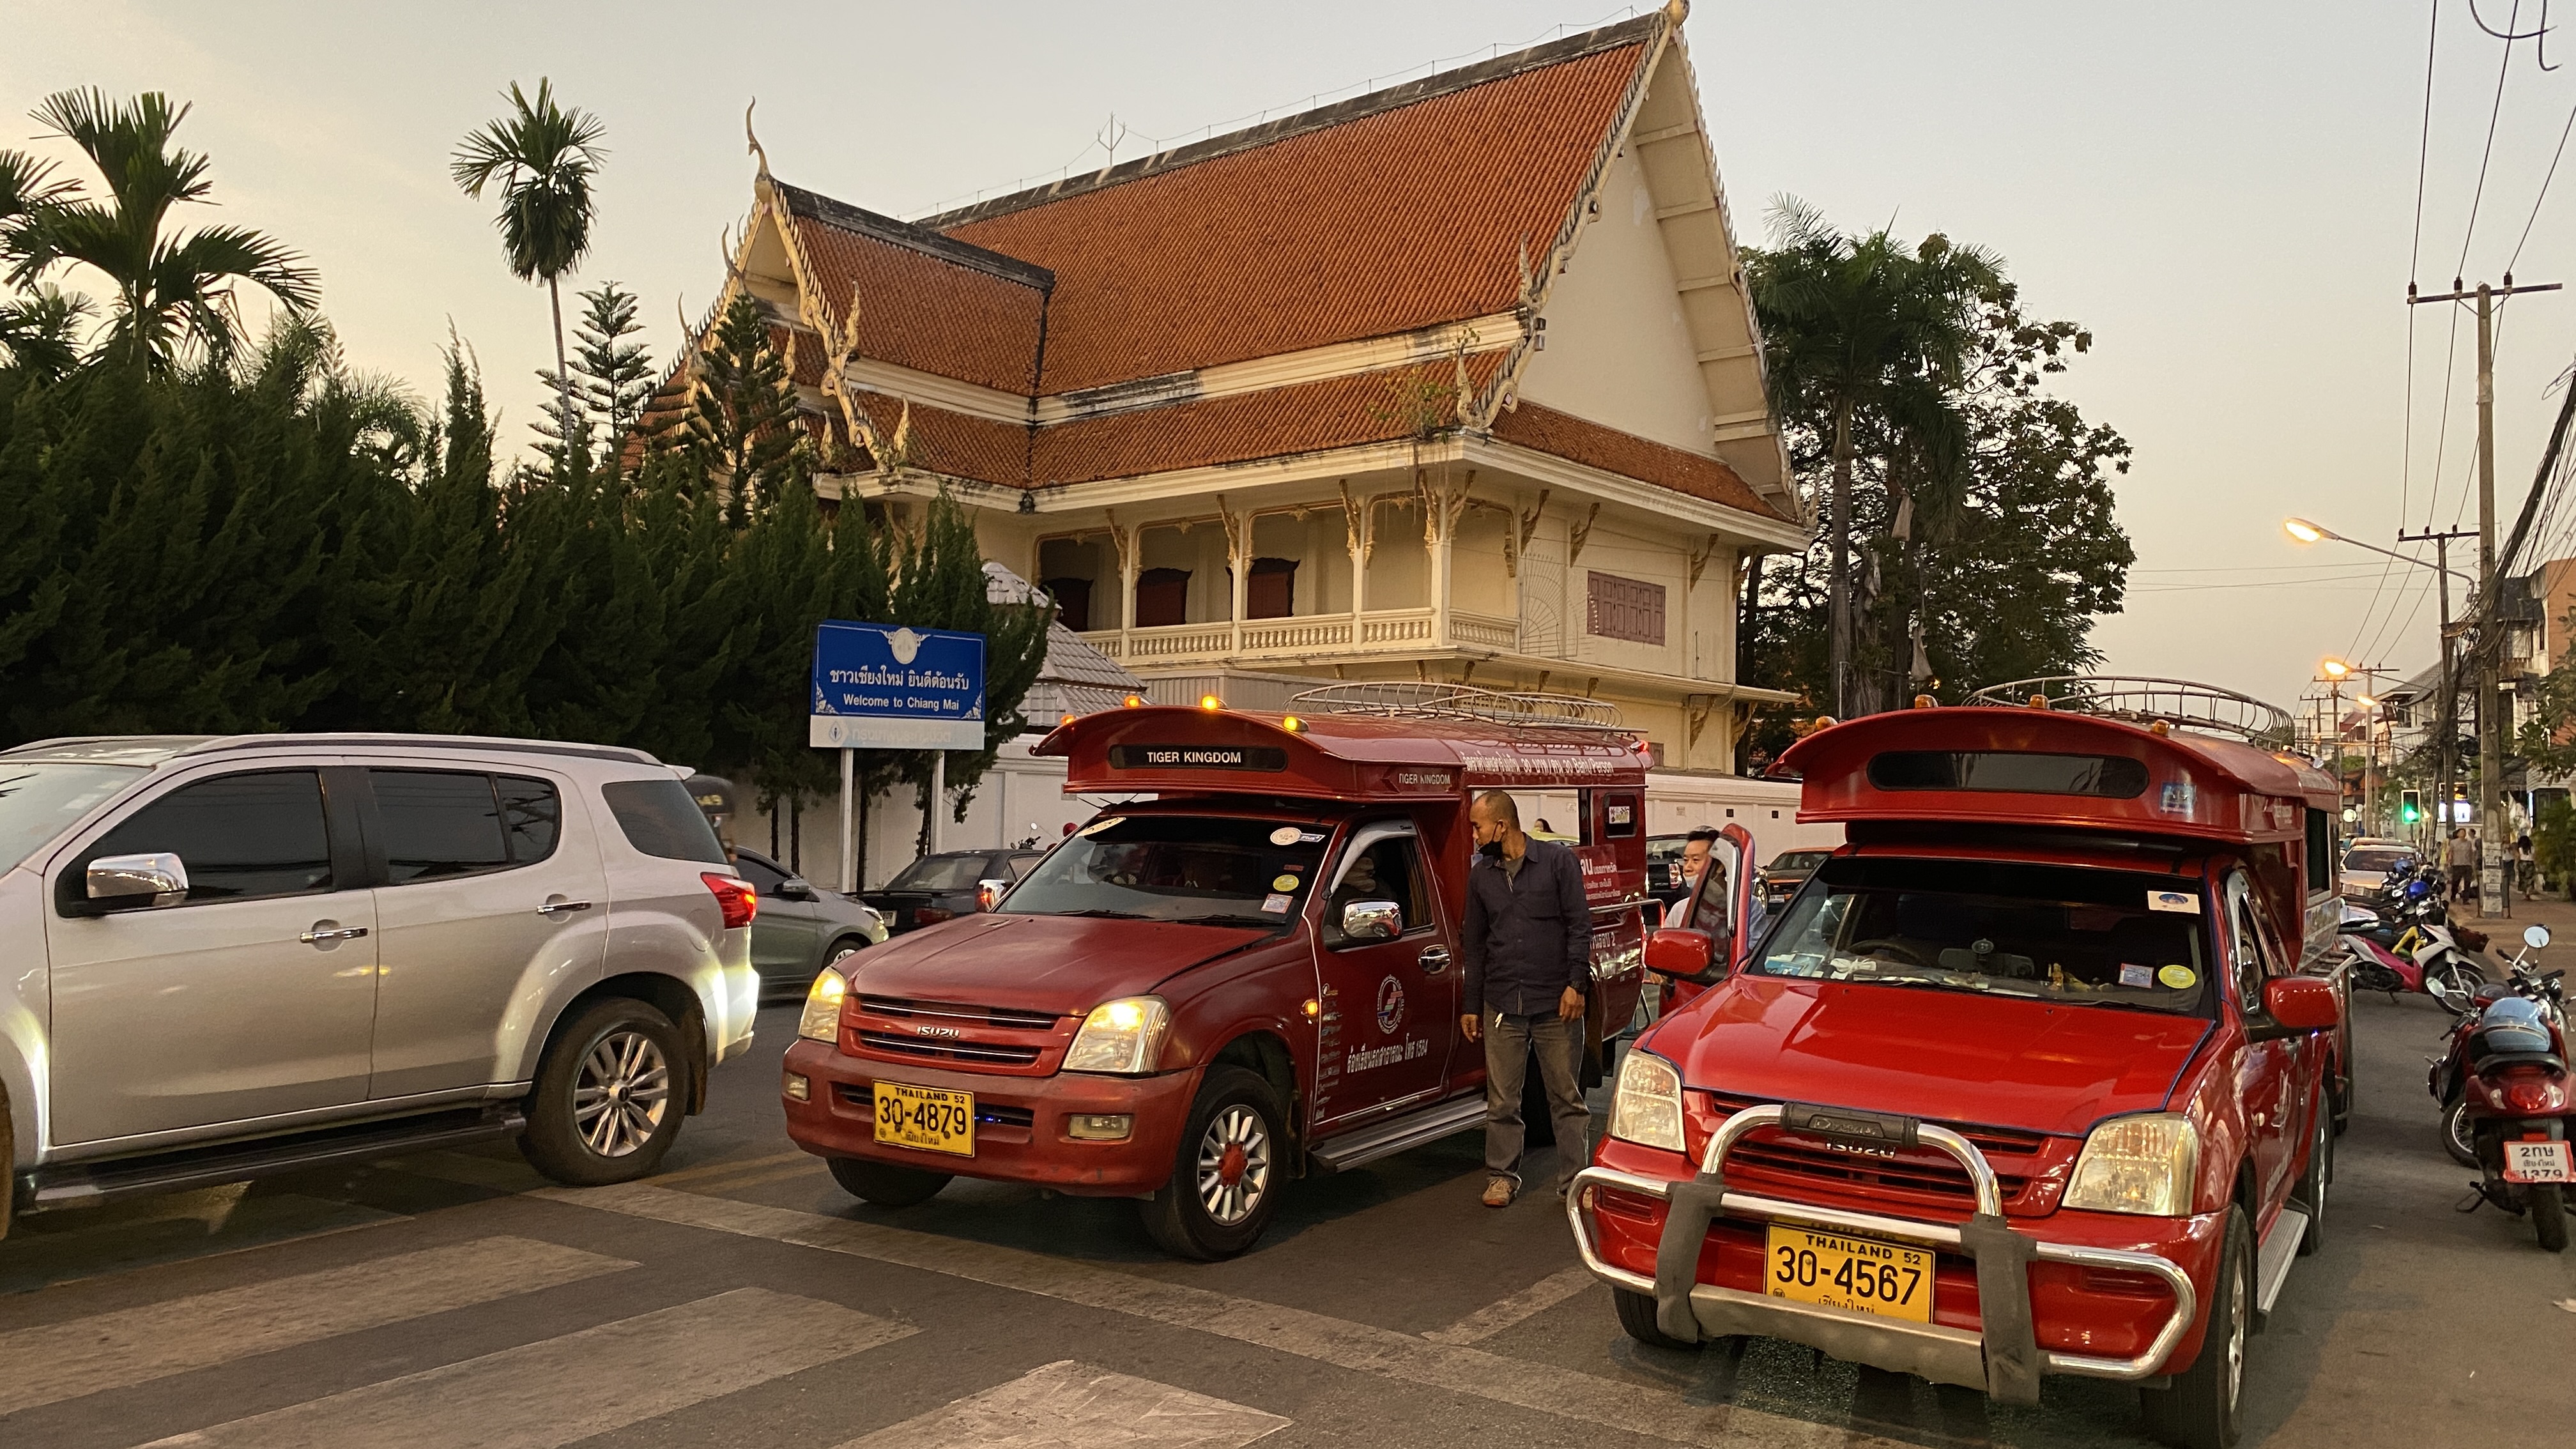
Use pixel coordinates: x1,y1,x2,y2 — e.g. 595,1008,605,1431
599,778,728,864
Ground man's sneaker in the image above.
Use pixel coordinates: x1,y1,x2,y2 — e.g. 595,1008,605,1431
1482,1177,1515,1208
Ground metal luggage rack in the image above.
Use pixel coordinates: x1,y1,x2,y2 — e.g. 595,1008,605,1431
1965,676,2295,748
1287,682,1630,733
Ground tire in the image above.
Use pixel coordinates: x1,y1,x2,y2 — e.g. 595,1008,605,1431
2441,1094,2480,1169
519,996,688,1186
1138,1066,1285,1261
2430,961,2486,1016
1613,1285,1699,1351
2296,1100,2330,1255
827,1155,950,1208
2142,1205,2252,1449
2533,1184,2568,1252
2331,1052,2352,1136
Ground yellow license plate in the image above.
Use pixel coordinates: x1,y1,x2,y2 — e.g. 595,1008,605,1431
871,1081,975,1156
1765,1224,1934,1322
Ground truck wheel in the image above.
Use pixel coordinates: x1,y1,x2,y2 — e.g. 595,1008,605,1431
1613,1286,1702,1351
1138,1066,1284,1261
2296,1101,2330,1255
0,1087,13,1241
2440,1095,2480,1169
2533,1184,2568,1253
518,997,687,1186
827,1156,950,1208
2142,1205,2250,1449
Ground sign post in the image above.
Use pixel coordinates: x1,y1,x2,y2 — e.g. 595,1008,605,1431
811,622,986,894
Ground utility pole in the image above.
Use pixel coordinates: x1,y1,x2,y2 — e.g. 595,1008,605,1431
2399,525,2475,849
2411,275,2561,917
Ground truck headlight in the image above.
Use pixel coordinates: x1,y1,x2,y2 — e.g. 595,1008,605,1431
2064,1113,2199,1216
1608,1048,1687,1153
798,967,848,1043
1064,996,1171,1074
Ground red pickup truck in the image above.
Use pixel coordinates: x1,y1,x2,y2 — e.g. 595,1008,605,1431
1570,684,2347,1449
780,687,1655,1258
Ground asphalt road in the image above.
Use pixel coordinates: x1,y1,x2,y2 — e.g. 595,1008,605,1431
3,983,2572,1449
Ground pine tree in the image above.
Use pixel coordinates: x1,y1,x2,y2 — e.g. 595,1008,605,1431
681,293,805,526
573,281,655,451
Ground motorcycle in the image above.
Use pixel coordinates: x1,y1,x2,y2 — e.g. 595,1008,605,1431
2340,893,2488,1015
2426,924,2572,1252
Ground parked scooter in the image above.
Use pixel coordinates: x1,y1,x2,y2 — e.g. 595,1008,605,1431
2341,893,2488,1015
2426,924,2572,1251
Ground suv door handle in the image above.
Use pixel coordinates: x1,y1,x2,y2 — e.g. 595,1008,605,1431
537,898,594,916
1418,946,1452,975
299,925,370,945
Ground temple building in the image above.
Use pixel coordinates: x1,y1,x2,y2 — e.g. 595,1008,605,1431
700,6,1811,874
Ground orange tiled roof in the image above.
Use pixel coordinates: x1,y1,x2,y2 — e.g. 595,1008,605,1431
774,183,1048,395
1489,401,1787,522
841,391,1031,488
934,32,1648,394
1035,355,1507,486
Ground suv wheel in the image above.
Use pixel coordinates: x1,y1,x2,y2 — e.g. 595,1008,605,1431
2142,1205,2251,1449
1138,1066,1284,1261
519,997,686,1186
827,1156,950,1207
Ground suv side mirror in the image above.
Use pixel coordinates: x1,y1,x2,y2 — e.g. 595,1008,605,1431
2261,975,2341,1031
1339,900,1402,942
776,877,820,902
1646,926,1730,985
88,852,190,910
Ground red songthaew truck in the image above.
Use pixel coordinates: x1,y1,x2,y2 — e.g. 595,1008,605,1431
780,686,1662,1258
1572,680,2349,1449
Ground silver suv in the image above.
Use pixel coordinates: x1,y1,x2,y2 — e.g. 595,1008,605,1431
0,733,761,1237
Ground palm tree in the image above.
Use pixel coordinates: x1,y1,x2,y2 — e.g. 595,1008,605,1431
1749,199,2000,716
8,91,318,368
451,80,607,439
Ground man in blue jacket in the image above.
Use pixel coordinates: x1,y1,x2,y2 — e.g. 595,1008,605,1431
1460,789,1593,1207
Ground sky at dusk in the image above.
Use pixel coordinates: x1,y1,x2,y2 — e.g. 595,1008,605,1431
9,2,2575,713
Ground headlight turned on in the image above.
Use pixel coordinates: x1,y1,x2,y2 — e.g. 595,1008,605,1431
798,968,848,1043
2064,1113,2200,1216
1064,997,1172,1075
1607,1049,1687,1153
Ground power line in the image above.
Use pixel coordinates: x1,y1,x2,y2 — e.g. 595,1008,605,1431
2455,0,2527,275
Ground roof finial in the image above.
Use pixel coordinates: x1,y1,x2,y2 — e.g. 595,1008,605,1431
1664,0,1690,24
745,98,770,180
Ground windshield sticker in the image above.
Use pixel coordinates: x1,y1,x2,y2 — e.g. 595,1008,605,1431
1271,874,1301,893
1079,816,1126,838
1270,826,1303,846
1261,893,1293,914
2158,964,2198,990
2158,781,2196,815
2147,889,2200,914
2119,963,2155,988
1299,831,1328,843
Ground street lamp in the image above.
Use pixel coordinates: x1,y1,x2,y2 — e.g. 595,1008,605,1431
2282,517,2474,583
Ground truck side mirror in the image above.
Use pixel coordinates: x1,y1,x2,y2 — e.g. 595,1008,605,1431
87,852,190,911
1340,900,1402,942
2261,975,2340,1031
1646,926,1729,985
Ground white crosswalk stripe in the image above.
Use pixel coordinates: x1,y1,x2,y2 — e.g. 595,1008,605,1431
132,1286,913,1449
832,1360,1289,1449
0,1236,632,1415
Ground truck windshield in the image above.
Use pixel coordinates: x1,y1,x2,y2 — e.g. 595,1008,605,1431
998,815,1328,926
1749,856,2213,1015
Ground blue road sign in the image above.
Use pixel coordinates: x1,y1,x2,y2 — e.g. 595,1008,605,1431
809,622,986,751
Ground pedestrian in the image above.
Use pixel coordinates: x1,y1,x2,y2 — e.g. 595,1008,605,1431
1533,816,1555,836
2444,827,2477,902
1459,788,1592,1208
2516,832,2537,894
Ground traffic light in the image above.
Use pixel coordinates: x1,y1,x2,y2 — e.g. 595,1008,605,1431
2400,789,2422,825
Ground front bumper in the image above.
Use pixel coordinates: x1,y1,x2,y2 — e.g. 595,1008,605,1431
780,1038,1195,1195
1567,1104,2203,1405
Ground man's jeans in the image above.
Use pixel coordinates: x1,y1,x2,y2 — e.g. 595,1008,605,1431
1483,1011,1590,1191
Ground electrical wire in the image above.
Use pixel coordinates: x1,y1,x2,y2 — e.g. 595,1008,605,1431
2455,0,2526,277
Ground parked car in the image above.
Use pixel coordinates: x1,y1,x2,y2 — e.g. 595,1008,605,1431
1759,847,1832,910
862,848,1043,933
1581,684,2348,1449
2338,836,2416,899
728,847,887,1002
0,733,762,1239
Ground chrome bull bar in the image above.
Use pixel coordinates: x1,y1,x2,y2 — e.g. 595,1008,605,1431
1565,1103,2198,1405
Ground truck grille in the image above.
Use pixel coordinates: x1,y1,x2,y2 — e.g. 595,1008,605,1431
853,1031,1045,1066
1696,1091,2053,1216
859,995,1060,1032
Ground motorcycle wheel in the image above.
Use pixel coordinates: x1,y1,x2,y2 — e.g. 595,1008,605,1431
2534,1184,2568,1253
2440,1096,2480,1169
2430,962,2487,1017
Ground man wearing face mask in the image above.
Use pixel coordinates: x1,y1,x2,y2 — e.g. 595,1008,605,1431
1459,789,1593,1207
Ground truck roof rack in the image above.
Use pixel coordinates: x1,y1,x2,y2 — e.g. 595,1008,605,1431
1286,682,1630,733
1965,676,2296,749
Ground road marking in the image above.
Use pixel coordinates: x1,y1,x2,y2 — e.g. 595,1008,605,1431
643,1149,815,1186
0,1236,631,1415
1422,1264,1600,1345
133,1286,912,1449
831,1359,1289,1449
678,1160,830,1195
535,1183,1876,1448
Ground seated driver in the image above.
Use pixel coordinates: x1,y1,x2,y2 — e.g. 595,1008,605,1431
1329,849,1387,933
